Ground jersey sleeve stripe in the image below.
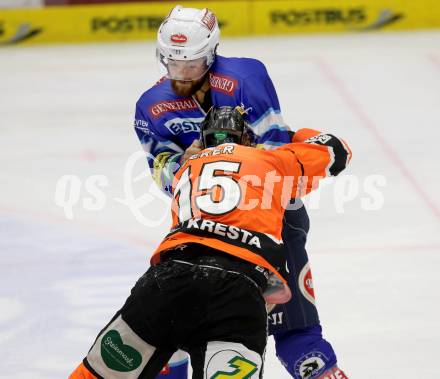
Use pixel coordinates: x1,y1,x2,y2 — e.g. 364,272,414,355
324,146,336,178
251,107,281,126
250,108,289,137
141,137,184,155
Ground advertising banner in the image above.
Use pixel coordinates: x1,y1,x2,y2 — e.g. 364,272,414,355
0,0,439,46
0,1,249,45
253,0,440,34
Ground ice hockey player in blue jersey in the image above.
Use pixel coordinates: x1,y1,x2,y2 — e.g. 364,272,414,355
134,5,348,379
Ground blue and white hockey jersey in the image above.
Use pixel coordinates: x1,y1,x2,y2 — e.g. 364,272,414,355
134,55,291,194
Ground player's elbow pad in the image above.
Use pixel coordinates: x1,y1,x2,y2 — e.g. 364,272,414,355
304,133,352,176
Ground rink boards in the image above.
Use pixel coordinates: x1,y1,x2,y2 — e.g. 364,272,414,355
1,0,440,45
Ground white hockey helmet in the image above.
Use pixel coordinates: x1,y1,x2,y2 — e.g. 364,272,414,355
156,5,220,81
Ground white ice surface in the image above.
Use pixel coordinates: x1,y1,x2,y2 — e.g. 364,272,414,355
1,30,440,378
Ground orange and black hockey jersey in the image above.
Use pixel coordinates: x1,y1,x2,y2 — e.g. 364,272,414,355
152,128,352,288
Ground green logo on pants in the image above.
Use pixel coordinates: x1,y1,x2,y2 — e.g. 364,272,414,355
101,330,142,372
211,356,258,378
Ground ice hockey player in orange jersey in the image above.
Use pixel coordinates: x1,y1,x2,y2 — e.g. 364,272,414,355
69,106,351,379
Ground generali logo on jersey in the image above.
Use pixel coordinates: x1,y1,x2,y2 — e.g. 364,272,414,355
170,33,187,44
149,99,198,118
209,73,238,96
